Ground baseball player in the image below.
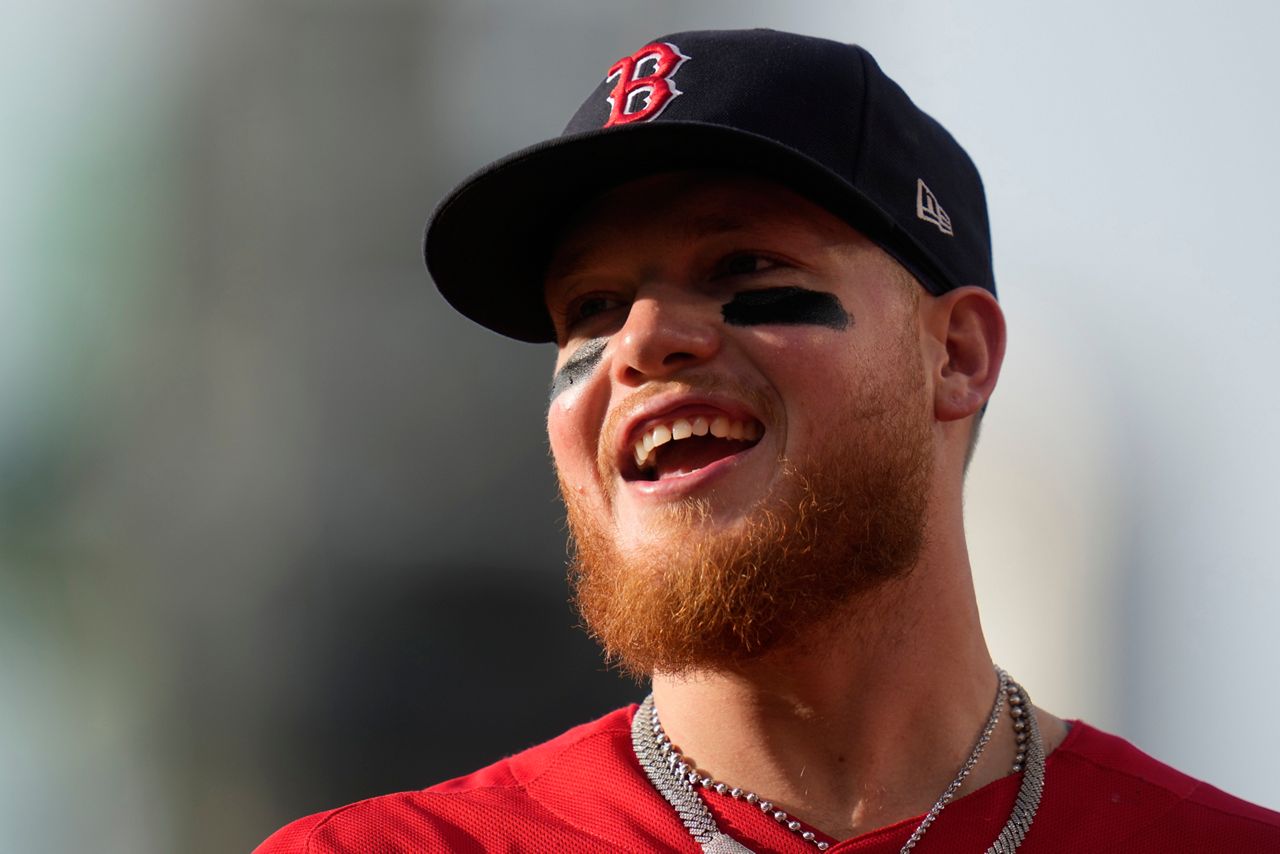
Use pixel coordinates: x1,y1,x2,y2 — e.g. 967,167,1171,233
258,29,1280,853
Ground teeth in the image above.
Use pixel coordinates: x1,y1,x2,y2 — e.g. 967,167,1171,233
630,414,763,471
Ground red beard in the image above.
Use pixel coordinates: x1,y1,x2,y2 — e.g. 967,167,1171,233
563,330,934,678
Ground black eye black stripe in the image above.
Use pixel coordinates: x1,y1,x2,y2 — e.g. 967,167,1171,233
721,287,850,330
549,336,608,401
550,288,849,401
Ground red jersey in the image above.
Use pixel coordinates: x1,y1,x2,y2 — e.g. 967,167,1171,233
257,706,1280,852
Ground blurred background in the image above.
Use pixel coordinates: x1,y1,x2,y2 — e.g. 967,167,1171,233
3,1,1278,851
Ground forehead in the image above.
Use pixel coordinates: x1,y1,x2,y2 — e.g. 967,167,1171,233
545,171,872,281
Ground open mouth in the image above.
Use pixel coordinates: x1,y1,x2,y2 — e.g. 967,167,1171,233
624,412,764,482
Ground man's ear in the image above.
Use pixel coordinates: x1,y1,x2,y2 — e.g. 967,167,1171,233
926,286,1006,422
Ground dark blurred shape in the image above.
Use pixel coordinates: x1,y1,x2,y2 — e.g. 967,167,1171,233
241,563,638,848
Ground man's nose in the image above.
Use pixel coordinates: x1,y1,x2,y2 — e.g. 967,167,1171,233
612,291,721,385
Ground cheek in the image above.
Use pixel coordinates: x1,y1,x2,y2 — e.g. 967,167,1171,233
747,327,854,394
547,396,600,491
748,331,867,435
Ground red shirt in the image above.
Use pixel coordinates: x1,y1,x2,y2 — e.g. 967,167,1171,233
257,706,1280,852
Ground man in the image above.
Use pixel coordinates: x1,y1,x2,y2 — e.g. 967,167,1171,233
258,29,1280,852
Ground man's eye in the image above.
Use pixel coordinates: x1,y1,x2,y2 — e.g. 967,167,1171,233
568,295,625,325
716,254,779,277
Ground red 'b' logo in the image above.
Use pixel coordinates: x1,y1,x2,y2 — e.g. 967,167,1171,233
604,42,689,127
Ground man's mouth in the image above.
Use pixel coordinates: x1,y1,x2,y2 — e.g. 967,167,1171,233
625,412,764,482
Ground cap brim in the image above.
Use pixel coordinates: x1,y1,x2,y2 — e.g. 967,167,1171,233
424,122,911,343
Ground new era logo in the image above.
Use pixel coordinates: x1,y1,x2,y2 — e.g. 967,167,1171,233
916,179,954,236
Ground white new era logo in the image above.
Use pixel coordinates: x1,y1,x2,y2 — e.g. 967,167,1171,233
916,179,954,236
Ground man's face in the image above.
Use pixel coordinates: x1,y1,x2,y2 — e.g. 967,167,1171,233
544,172,936,675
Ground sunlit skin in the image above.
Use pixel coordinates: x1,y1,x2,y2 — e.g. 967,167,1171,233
543,171,1068,840
546,175,913,545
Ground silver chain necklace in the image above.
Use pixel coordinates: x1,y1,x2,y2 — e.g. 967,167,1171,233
631,668,1045,853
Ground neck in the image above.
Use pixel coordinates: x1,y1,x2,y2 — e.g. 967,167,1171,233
649,544,1008,840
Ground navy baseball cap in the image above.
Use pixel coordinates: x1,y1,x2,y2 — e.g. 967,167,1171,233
425,28,994,343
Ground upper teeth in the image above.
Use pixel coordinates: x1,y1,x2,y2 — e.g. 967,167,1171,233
633,415,762,468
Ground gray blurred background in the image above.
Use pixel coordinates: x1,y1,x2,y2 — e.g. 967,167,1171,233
3,2,1278,852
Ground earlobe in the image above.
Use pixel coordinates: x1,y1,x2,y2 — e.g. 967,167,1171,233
932,287,1006,422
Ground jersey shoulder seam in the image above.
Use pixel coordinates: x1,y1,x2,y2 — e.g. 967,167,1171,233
1061,745,1280,831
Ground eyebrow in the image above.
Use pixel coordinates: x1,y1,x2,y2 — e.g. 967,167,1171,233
684,213,754,239
547,214,759,283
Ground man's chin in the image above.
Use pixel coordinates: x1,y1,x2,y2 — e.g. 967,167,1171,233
612,494,768,560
